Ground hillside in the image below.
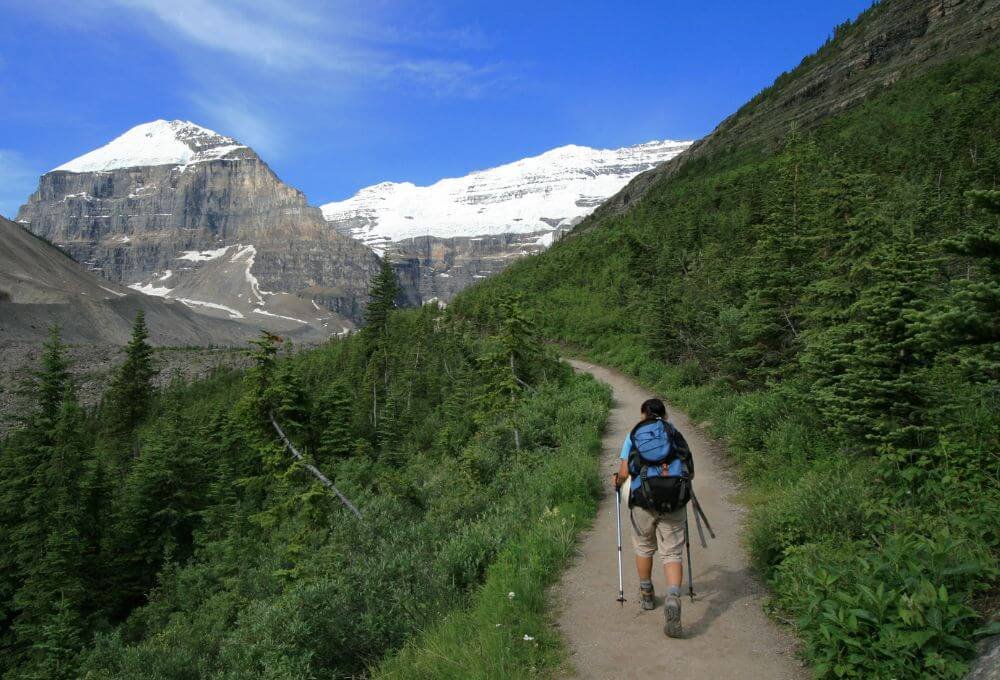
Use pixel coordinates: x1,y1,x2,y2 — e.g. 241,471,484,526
0,216,274,346
455,1,1000,678
0,278,611,678
590,0,999,220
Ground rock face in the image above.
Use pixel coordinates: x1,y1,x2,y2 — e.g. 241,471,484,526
390,230,569,305
322,140,690,303
16,120,379,332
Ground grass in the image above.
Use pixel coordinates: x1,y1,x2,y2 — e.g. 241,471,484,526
373,373,608,679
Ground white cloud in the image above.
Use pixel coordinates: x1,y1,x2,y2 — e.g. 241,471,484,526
0,150,39,220
112,0,341,71
101,0,497,95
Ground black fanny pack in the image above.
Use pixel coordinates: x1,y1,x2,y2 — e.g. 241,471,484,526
629,474,691,513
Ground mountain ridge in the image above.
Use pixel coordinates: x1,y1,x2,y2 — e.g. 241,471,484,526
0,215,279,346
321,138,690,248
580,0,1000,226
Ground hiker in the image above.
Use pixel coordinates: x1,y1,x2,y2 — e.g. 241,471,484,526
611,397,691,638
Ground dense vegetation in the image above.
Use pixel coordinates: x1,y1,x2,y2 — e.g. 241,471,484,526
0,266,610,678
456,47,1000,678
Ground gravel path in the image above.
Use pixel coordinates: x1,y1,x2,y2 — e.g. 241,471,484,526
556,359,805,679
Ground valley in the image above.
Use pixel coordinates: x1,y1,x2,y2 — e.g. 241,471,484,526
1,1,997,679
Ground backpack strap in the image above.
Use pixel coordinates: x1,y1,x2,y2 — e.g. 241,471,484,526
666,422,695,479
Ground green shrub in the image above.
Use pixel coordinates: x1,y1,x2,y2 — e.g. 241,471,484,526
770,533,996,679
747,456,877,575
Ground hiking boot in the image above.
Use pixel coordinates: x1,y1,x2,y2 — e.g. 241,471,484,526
664,594,682,638
639,583,655,610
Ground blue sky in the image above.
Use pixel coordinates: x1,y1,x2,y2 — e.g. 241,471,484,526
0,0,875,218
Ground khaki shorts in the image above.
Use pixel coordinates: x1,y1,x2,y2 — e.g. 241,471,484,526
628,501,687,565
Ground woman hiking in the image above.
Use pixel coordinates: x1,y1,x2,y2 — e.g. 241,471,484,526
611,397,689,638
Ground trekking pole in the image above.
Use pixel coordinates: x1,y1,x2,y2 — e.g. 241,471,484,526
614,482,626,607
684,515,696,601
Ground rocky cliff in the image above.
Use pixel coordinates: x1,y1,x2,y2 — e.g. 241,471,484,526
389,228,571,306
16,120,379,332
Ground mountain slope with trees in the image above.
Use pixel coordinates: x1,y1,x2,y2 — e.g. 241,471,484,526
0,271,610,678
455,2,1000,677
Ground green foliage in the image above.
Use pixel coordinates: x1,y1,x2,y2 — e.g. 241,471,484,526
104,311,157,438
0,287,609,679
771,533,993,679
455,48,1000,678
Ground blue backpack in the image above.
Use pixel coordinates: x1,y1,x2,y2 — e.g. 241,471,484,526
626,418,693,513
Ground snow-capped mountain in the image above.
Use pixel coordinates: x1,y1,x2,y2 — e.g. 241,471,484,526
51,120,248,173
17,120,379,336
322,139,691,303
321,140,691,250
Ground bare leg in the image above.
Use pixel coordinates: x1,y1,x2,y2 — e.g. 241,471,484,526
636,555,653,581
665,561,682,589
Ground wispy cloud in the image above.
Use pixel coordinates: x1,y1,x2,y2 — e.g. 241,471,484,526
0,150,40,219
99,0,503,96
189,90,283,158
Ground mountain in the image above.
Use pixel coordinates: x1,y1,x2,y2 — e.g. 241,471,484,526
16,120,379,335
456,0,999,677
321,139,690,303
0,215,277,345
592,0,1000,222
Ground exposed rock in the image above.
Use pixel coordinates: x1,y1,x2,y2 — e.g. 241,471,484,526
16,120,380,331
387,228,572,305
966,634,1000,680
0,216,323,346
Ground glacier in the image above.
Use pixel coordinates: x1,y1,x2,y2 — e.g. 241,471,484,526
320,139,691,247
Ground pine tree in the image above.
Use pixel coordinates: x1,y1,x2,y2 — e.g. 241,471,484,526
32,325,71,424
479,296,542,450
924,189,1000,379
248,330,282,417
315,382,353,461
735,134,820,385
105,311,157,436
7,387,88,677
820,233,937,458
106,399,204,614
364,259,401,343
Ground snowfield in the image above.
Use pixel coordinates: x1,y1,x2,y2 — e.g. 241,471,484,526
320,139,691,245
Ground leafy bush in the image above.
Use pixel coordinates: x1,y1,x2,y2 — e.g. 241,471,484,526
771,533,996,679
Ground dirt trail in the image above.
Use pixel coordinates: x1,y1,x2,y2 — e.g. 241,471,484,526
556,360,805,679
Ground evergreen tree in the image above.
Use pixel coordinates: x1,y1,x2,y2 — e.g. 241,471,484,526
364,259,401,342
924,189,1000,379
32,325,71,424
105,311,157,436
7,387,88,677
315,382,353,461
735,134,820,385
820,233,937,457
480,296,542,450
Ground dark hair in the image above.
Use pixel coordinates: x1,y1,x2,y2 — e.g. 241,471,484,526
640,398,667,420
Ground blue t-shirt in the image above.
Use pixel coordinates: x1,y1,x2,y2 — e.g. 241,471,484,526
620,423,685,492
